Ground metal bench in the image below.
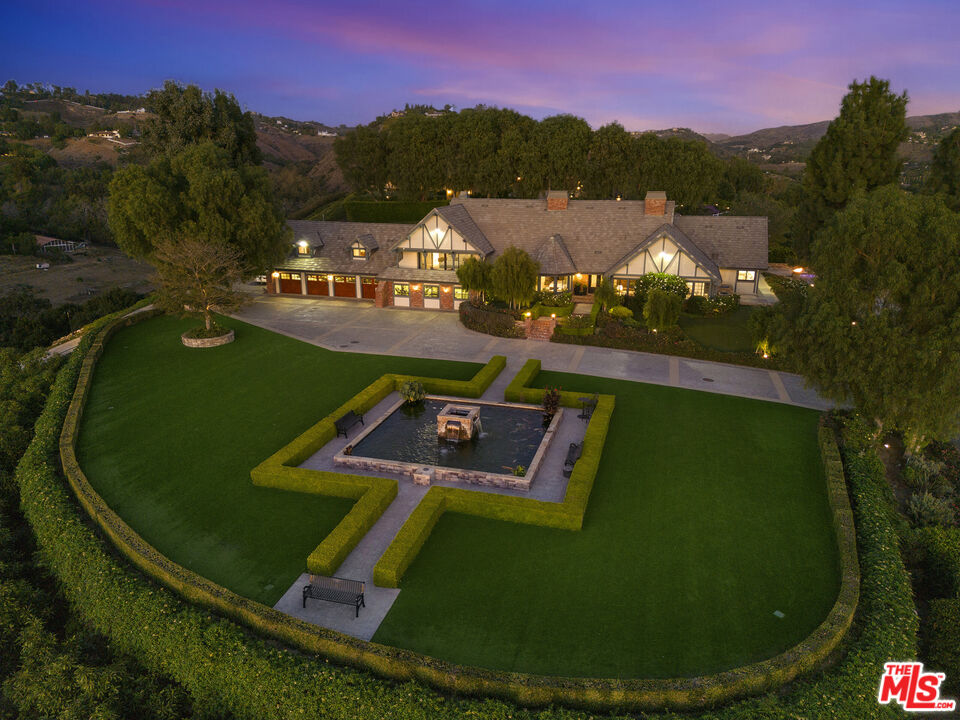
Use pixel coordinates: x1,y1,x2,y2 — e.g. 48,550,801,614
302,575,365,617
563,442,582,478
335,410,364,438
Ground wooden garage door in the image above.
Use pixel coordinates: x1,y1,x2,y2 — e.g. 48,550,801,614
278,272,302,294
333,275,356,297
306,274,328,295
360,277,377,299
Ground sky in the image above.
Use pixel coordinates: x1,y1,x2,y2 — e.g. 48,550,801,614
2,0,958,135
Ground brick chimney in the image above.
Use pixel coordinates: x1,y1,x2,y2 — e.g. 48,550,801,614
547,190,568,211
645,190,667,216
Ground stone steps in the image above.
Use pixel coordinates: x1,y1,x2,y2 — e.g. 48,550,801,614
526,317,556,341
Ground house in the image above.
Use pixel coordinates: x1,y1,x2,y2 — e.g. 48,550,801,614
266,191,768,310
35,235,85,254
88,129,120,139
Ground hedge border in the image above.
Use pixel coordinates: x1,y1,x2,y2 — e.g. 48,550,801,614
41,311,864,713
249,355,506,574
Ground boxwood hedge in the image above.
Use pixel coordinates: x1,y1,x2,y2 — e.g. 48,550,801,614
13,309,917,718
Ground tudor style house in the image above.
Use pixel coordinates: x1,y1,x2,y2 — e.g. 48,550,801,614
267,191,768,310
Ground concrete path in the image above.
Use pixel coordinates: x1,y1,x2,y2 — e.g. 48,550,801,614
233,296,832,410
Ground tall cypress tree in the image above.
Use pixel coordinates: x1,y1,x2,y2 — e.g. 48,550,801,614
794,77,908,258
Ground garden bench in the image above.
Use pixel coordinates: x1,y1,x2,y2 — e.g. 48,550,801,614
302,575,365,617
335,410,364,438
563,442,582,478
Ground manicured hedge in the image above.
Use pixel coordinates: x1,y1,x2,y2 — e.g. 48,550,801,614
916,526,960,599
393,354,506,399
459,302,525,338
924,599,960,696
17,309,915,717
373,491,447,587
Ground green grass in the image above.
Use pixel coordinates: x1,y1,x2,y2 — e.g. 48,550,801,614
76,314,479,605
372,370,840,678
679,306,758,353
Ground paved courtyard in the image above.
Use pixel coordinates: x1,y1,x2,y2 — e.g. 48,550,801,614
234,295,833,410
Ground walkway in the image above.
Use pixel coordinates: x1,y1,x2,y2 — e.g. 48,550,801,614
234,296,832,410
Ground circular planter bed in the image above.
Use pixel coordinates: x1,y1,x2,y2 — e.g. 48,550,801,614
181,327,235,348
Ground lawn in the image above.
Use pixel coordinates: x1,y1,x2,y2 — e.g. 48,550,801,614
679,306,758,353
76,313,480,605
372,369,840,678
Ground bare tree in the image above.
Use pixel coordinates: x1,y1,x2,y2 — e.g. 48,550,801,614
153,237,247,333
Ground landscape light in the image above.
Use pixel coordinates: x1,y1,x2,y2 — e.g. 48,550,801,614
762,353,770,359
884,443,890,449
551,313,556,319
525,311,532,317
793,267,804,273
851,321,857,326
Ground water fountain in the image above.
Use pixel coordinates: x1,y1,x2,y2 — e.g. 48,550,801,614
436,403,483,442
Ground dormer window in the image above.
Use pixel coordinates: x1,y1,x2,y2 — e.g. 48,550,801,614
352,245,367,259
297,240,310,256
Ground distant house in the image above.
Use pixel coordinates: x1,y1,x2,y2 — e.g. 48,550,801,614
88,129,120,140
317,130,337,137
36,235,85,254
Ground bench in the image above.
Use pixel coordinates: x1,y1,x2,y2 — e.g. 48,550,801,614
302,575,365,617
563,442,582,478
335,410,364,438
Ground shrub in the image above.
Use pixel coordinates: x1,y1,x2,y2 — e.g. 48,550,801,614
683,295,710,315
535,290,572,307
923,599,960,697
398,380,425,405
542,386,560,418
916,526,960,598
904,455,948,493
711,294,740,315
593,276,619,310
907,492,956,528
458,301,524,338
632,272,689,308
608,305,633,319
643,289,681,331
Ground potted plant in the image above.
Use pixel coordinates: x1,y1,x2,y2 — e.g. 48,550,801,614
542,385,560,423
399,380,425,405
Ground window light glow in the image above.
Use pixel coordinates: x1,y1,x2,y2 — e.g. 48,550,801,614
298,240,309,248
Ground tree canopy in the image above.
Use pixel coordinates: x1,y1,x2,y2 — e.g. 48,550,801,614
785,185,960,451
490,247,538,309
108,142,289,276
455,256,492,301
141,80,261,166
926,127,960,210
794,76,909,258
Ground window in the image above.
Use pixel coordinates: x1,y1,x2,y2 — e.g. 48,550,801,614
352,245,367,259
737,270,756,281
419,251,464,270
306,274,324,282
686,281,708,297
454,287,469,300
424,285,439,298
297,244,310,256
539,275,569,292
394,283,409,297
334,276,354,283
279,272,295,280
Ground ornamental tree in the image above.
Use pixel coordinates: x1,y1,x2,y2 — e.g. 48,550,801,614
788,185,960,452
794,77,909,258
152,237,247,333
643,289,681,331
490,247,538,310
455,256,492,303
107,142,289,277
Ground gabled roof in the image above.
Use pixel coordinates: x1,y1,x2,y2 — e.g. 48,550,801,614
282,220,411,274
607,224,721,280
533,234,577,275
354,233,379,251
434,204,495,255
673,216,768,270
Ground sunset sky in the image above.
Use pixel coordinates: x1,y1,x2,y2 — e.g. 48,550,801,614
3,0,958,133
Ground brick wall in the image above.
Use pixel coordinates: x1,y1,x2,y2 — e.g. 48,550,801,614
547,196,568,211
409,283,424,309
439,285,454,310
375,281,393,308
645,198,666,216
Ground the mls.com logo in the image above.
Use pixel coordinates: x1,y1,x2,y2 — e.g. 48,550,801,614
878,662,957,712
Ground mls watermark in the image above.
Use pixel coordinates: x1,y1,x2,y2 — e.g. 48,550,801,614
878,662,956,712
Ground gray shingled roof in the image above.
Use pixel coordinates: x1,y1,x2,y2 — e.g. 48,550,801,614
434,204,495,256
673,216,768,270
355,232,379,251
606,224,721,280
282,220,411,275
447,197,767,273
377,267,459,283
533,234,577,275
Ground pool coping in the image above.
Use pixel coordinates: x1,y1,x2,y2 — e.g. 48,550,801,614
334,395,563,491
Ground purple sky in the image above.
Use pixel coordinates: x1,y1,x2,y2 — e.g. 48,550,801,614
3,0,958,134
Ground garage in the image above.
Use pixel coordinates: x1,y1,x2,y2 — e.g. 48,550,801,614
333,275,357,297
360,277,377,299
278,271,302,294
306,273,329,295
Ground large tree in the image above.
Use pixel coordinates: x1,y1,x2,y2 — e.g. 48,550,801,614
152,237,247,332
787,185,960,452
926,127,960,210
490,247,538,309
107,142,289,276
794,76,909,258
455,256,492,302
141,80,261,166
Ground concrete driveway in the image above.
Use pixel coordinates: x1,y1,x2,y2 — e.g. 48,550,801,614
234,296,832,410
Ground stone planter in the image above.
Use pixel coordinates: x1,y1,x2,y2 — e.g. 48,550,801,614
181,328,235,348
